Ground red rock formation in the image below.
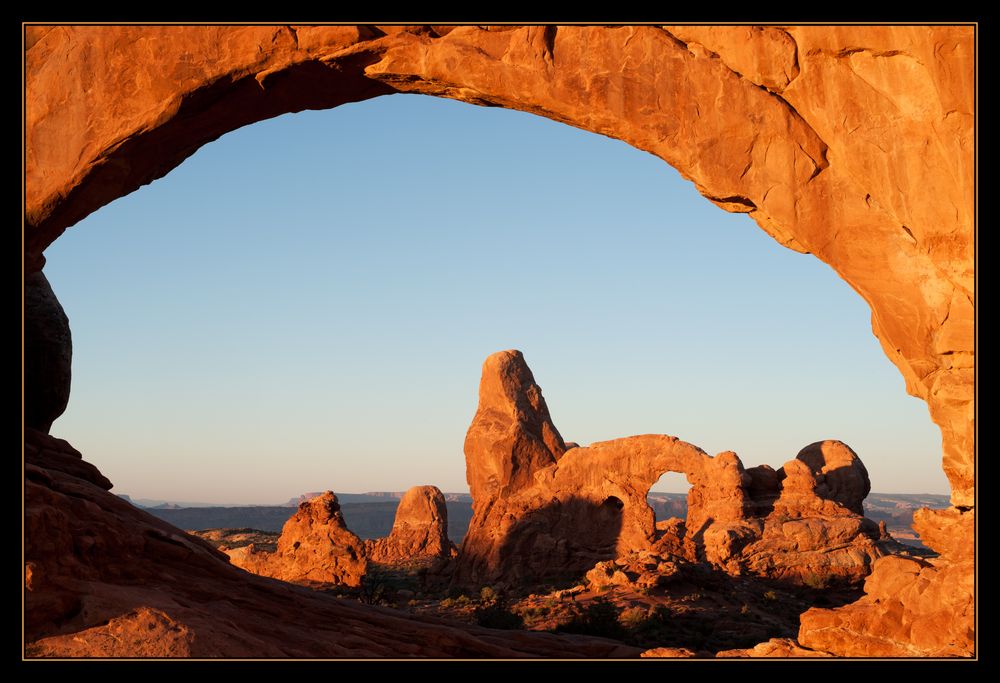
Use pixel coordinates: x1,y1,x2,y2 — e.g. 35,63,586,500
24,25,974,505
24,25,974,656
793,503,974,656
226,491,367,587
795,440,871,516
25,430,641,657
365,485,457,564
716,638,831,658
456,351,895,590
797,555,973,656
464,349,567,504
457,352,731,585
640,647,698,658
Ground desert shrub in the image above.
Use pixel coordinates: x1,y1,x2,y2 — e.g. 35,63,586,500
625,605,677,644
358,568,390,606
740,604,751,616
803,573,829,590
473,588,524,630
559,597,625,640
455,594,472,606
763,590,778,601
618,606,648,629
522,606,549,619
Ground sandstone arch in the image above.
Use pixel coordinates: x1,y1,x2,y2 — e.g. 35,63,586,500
24,25,974,656
457,350,896,592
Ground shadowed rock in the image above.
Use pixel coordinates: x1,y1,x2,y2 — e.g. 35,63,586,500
25,272,71,433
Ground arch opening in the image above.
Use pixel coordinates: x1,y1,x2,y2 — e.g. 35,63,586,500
647,472,691,525
24,24,974,658
38,94,946,509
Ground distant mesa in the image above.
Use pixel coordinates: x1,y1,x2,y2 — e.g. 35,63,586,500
281,491,327,507
281,490,472,507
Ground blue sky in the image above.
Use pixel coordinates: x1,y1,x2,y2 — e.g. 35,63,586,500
42,93,949,504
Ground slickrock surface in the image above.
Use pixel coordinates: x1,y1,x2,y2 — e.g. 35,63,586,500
365,485,457,564
24,429,641,657
716,638,831,658
640,647,698,658
226,492,368,587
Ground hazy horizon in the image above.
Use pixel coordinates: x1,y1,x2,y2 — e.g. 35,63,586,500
43,93,950,504
117,488,952,509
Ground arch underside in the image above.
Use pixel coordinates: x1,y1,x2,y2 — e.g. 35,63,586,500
24,25,975,656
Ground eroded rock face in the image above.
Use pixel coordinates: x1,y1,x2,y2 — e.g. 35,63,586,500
228,492,367,587
455,351,896,589
797,555,974,656
464,350,567,504
364,485,457,564
795,440,871,516
25,432,641,657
